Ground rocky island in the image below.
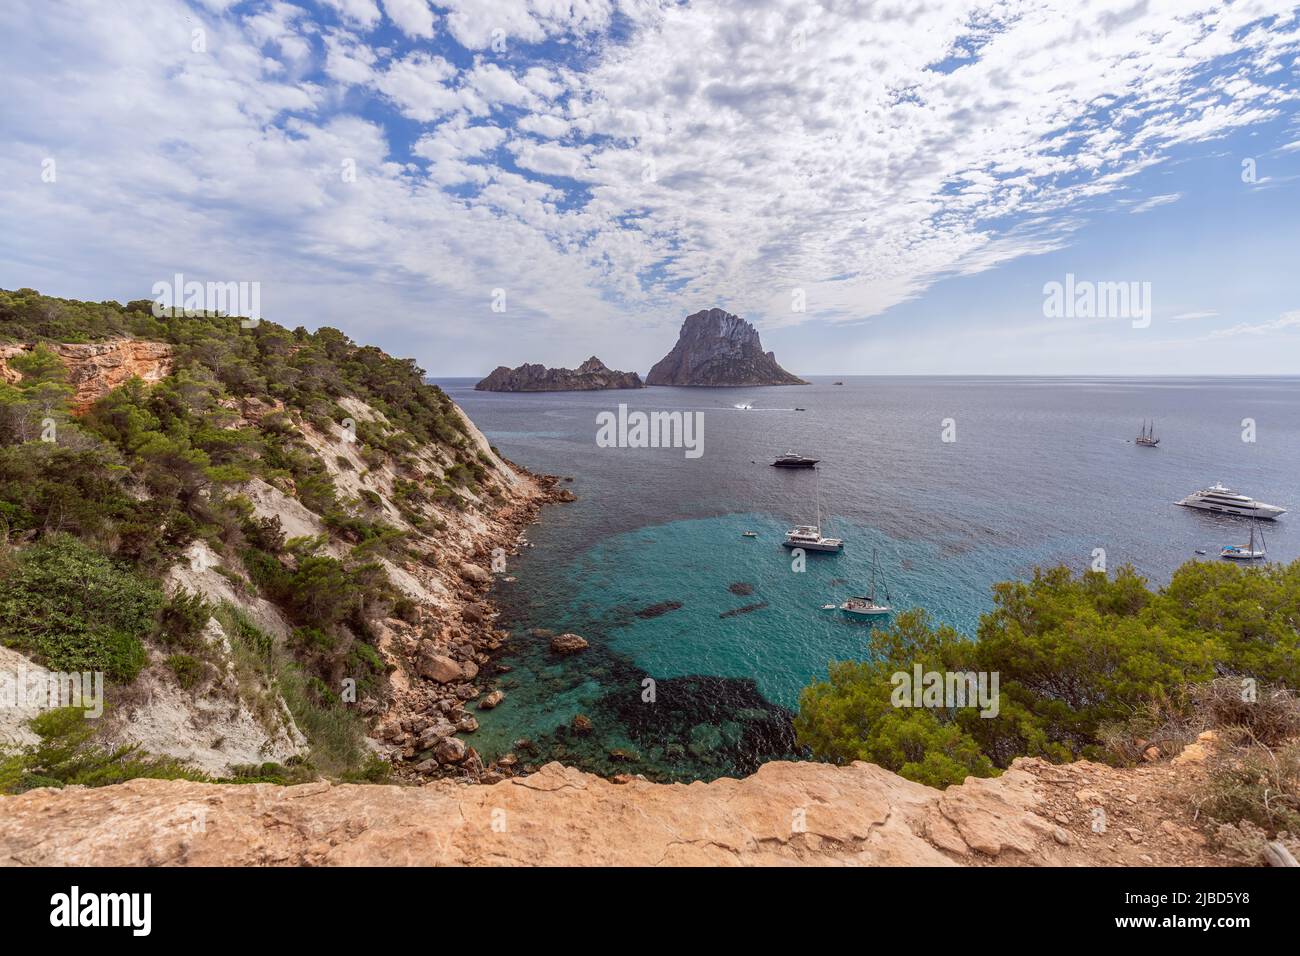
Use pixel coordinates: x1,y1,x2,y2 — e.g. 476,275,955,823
646,308,807,387
475,356,643,392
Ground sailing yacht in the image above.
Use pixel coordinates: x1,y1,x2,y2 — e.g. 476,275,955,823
782,472,843,552
1221,521,1267,560
1177,483,1286,519
840,549,892,617
1136,420,1160,447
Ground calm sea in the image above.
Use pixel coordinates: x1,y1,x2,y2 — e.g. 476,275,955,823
437,376,1300,781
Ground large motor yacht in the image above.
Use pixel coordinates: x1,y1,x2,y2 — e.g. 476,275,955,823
771,452,819,469
1176,483,1286,519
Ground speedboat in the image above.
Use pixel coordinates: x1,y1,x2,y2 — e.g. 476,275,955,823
741,531,758,538
772,452,819,469
1221,521,1266,560
1177,483,1286,519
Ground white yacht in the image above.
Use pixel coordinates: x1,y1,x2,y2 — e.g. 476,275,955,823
841,549,892,617
782,471,843,552
1176,483,1286,519
782,524,844,552
1221,521,1267,560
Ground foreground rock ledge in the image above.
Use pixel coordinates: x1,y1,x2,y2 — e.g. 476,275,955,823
0,758,1226,866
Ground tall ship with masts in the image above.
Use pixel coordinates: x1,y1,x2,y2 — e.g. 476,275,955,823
1136,420,1160,447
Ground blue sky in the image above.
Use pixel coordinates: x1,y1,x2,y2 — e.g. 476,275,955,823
2,0,1299,375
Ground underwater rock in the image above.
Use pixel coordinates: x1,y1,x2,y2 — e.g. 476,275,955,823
634,600,684,618
719,601,768,619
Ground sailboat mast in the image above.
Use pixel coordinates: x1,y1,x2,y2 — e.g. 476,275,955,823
870,548,877,602
815,469,822,533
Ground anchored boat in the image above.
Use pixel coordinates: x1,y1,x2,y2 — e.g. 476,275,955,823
1221,521,1267,560
840,549,892,617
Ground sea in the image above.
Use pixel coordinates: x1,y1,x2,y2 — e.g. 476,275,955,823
434,376,1300,781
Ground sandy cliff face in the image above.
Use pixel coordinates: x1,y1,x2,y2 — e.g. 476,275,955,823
0,755,1235,866
0,340,173,413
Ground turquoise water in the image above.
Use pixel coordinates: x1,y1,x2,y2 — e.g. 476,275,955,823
439,376,1300,780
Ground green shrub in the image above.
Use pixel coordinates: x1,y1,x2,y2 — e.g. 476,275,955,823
0,534,160,681
166,653,205,689
156,588,213,651
797,562,1300,788
0,707,204,794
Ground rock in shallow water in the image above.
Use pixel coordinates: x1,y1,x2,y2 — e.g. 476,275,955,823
549,633,589,655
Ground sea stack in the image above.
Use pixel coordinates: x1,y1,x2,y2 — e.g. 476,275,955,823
475,356,644,392
646,308,807,386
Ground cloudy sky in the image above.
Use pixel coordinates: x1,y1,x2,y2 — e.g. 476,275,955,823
2,0,1299,375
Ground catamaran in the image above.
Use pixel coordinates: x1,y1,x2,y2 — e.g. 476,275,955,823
1221,521,1267,560
782,471,842,552
840,549,892,617
1136,420,1160,447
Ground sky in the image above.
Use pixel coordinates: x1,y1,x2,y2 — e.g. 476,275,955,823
1,0,1299,376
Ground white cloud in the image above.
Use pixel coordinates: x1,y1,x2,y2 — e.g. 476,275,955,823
1128,193,1183,213
321,0,381,30
517,112,569,139
1205,311,1300,339
381,0,435,40
2,0,1299,375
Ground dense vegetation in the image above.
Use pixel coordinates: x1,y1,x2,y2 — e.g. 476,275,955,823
796,561,1300,790
0,288,490,781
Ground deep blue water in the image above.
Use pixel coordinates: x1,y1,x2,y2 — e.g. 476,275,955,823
437,376,1300,780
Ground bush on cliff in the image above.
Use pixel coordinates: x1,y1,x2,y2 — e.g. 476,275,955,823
0,534,160,682
796,561,1299,788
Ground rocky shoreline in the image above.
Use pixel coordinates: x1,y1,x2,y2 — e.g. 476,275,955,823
370,460,577,786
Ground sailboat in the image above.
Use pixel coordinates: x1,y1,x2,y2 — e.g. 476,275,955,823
1136,419,1160,447
782,470,843,552
1221,520,1266,560
840,549,892,617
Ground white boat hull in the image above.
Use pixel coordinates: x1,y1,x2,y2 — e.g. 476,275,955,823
1178,500,1285,519
841,605,891,617
1221,549,1265,560
782,539,843,552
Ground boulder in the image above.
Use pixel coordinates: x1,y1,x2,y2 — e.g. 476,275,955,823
479,690,506,710
549,633,589,655
417,651,476,683
434,737,467,764
459,563,492,585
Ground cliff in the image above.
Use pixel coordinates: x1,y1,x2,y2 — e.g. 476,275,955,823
646,309,807,386
476,356,643,392
0,752,1242,866
0,340,173,413
0,290,576,785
